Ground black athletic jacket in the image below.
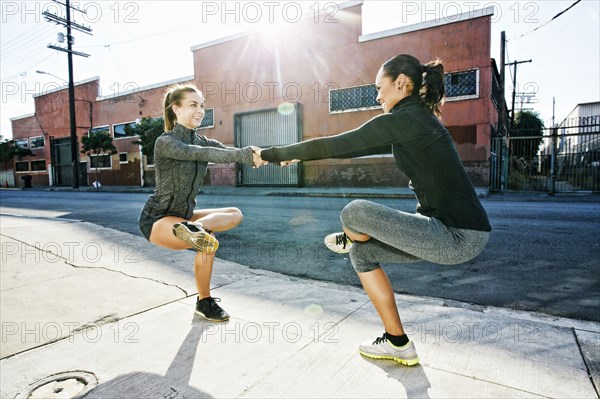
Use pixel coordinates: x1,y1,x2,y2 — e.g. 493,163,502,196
261,95,491,232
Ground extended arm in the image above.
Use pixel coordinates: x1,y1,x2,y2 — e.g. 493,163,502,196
156,136,254,165
260,113,404,163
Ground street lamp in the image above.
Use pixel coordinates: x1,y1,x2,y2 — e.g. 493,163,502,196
36,70,68,82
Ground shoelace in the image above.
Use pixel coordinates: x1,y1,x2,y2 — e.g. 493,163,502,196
209,297,223,312
335,233,350,249
372,334,387,345
183,221,213,235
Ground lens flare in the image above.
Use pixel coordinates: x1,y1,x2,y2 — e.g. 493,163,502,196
303,303,323,316
277,102,295,115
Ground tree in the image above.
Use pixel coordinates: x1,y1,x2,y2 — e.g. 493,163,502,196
81,131,117,188
129,117,164,185
0,135,33,171
510,110,545,161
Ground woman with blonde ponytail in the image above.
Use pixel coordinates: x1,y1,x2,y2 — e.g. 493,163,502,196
139,84,266,322
258,54,491,366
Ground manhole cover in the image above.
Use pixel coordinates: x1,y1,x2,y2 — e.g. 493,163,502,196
16,371,98,399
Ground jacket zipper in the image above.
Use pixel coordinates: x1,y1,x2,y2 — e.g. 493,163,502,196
186,130,197,217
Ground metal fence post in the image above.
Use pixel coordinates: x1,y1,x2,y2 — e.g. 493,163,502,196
549,127,557,195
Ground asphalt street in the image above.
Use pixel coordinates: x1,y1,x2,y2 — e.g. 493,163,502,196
1,189,599,321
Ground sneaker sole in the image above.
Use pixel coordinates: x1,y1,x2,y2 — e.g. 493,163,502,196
195,309,230,322
323,233,351,254
359,350,420,366
173,223,219,253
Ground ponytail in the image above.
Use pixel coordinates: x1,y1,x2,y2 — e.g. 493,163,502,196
420,60,445,118
163,84,201,131
381,54,445,118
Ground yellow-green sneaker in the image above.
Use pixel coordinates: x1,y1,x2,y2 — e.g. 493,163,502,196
359,334,420,366
173,221,219,253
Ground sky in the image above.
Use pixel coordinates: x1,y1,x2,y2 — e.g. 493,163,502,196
1,0,599,139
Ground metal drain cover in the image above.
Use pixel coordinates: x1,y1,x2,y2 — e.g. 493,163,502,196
16,371,98,399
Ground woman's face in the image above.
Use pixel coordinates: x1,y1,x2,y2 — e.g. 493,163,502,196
173,91,205,129
375,69,407,113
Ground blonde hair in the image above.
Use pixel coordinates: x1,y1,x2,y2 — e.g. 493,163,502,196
163,84,202,131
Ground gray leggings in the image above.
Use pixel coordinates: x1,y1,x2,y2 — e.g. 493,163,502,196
340,200,489,273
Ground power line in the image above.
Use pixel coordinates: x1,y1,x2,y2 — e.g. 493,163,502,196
509,0,582,41
0,53,56,83
78,26,185,49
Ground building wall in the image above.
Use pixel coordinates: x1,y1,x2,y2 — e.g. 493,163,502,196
10,3,497,188
192,3,495,186
9,77,193,187
11,79,99,187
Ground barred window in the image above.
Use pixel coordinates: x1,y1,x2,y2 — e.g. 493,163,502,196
15,161,29,172
199,108,214,129
90,154,112,169
445,69,479,100
31,160,46,171
330,84,380,113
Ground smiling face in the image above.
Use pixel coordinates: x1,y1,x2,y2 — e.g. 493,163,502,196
172,91,205,129
375,68,412,113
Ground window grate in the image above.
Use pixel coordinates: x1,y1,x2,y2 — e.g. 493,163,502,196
330,85,379,113
199,108,214,129
445,70,478,98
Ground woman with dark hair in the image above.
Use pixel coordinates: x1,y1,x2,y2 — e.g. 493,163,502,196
258,54,491,366
139,84,265,322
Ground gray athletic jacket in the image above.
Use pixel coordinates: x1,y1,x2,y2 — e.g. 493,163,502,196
141,123,253,220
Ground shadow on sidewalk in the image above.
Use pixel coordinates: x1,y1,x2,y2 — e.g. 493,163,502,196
82,315,215,398
362,358,432,399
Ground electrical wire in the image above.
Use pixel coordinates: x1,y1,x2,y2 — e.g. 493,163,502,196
78,26,185,48
509,0,583,41
0,53,56,83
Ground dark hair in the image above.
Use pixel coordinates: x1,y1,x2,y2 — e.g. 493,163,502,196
163,84,201,131
381,54,445,117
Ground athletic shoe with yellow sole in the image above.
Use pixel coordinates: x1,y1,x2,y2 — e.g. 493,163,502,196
324,232,353,254
359,334,420,366
172,221,219,253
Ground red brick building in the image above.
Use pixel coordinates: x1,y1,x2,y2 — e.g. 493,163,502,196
10,2,499,188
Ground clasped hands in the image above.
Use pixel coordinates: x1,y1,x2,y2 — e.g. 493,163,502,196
250,146,299,168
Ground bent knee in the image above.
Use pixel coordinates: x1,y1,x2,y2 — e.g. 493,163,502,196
227,207,244,226
340,199,372,226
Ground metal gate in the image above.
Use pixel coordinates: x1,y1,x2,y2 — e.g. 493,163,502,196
50,137,87,186
491,119,600,193
51,137,73,186
235,104,302,186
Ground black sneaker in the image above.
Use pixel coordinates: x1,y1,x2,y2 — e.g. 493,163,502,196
195,297,230,322
173,221,219,253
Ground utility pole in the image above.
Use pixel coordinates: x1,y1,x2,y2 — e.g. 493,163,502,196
499,31,507,192
508,59,532,129
499,31,507,137
44,0,92,189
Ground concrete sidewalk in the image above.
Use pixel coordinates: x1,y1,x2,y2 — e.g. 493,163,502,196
1,214,598,398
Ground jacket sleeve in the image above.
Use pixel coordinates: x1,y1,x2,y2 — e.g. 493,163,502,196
156,136,254,165
260,113,405,163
